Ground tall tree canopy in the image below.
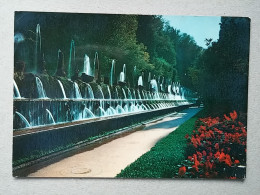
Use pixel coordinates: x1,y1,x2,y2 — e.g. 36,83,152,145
196,17,250,113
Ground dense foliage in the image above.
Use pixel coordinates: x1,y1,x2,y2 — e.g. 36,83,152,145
194,17,250,113
14,12,202,89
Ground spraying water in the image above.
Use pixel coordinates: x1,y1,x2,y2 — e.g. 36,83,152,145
82,54,92,76
97,85,105,99
68,40,75,79
127,88,132,99
119,64,126,82
15,111,31,128
107,85,111,99
57,80,67,99
83,107,95,118
122,88,127,99
46,109,55,124
138,75,143,86
110,60,115,86
85,84,94,99
150,79,158,93
115,88,119,99
73,82,82,99
34,24,41,73
13,80,21,98
116,105,125,114
99,106,106,117
106,107,116,116
36,77,47,98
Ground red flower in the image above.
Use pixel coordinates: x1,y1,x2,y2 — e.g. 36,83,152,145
224,114,231,121
200,126,206,131
238,121,244,127
209,130,214,137
205,172,210,178
230,110,238,121
178,166,186,176
225,154,232,166
233,133,241,143
234,160,240,164
191,136,198,148
242,127,247,136
200,133,205,140
197,151,202,161
219,152,226,162
185,134,189,139
215,143,219,150
214,151,220,158
205,160,213,170
229,176,237,179
196,138,201,147
205,132,211,139
192,165,199,172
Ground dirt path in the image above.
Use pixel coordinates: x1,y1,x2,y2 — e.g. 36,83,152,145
29,107,201,178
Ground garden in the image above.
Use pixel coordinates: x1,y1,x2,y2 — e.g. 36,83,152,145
117,110,247,179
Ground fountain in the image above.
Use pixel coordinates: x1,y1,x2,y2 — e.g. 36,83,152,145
94,52,101,82
122,88,127,99
110,60,116,86
13,23,198,170
73,82,82,99
46,109,55,124
82,54,92,76
13,80,21,98
15,111,31,128
85,83,94,99
150,79,158,93
34,24,41,73
68,40,75,79
35,77,47,98
127,88,132,99
119,64,126,84
107,85,111,99
57,80,67,99
83,107,95,118
116,105,125,114
56,49,66,77
138,75,143,87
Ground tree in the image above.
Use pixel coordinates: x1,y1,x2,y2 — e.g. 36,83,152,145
198,17,250,113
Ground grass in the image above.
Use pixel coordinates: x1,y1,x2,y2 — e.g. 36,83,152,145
116,109,206,178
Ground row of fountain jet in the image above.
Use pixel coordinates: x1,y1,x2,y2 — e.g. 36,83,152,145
13,24,196,130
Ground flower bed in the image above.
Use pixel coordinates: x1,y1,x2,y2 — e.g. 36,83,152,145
176,111,246,179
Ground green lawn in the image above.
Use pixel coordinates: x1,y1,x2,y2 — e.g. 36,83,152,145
116,110,205,178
